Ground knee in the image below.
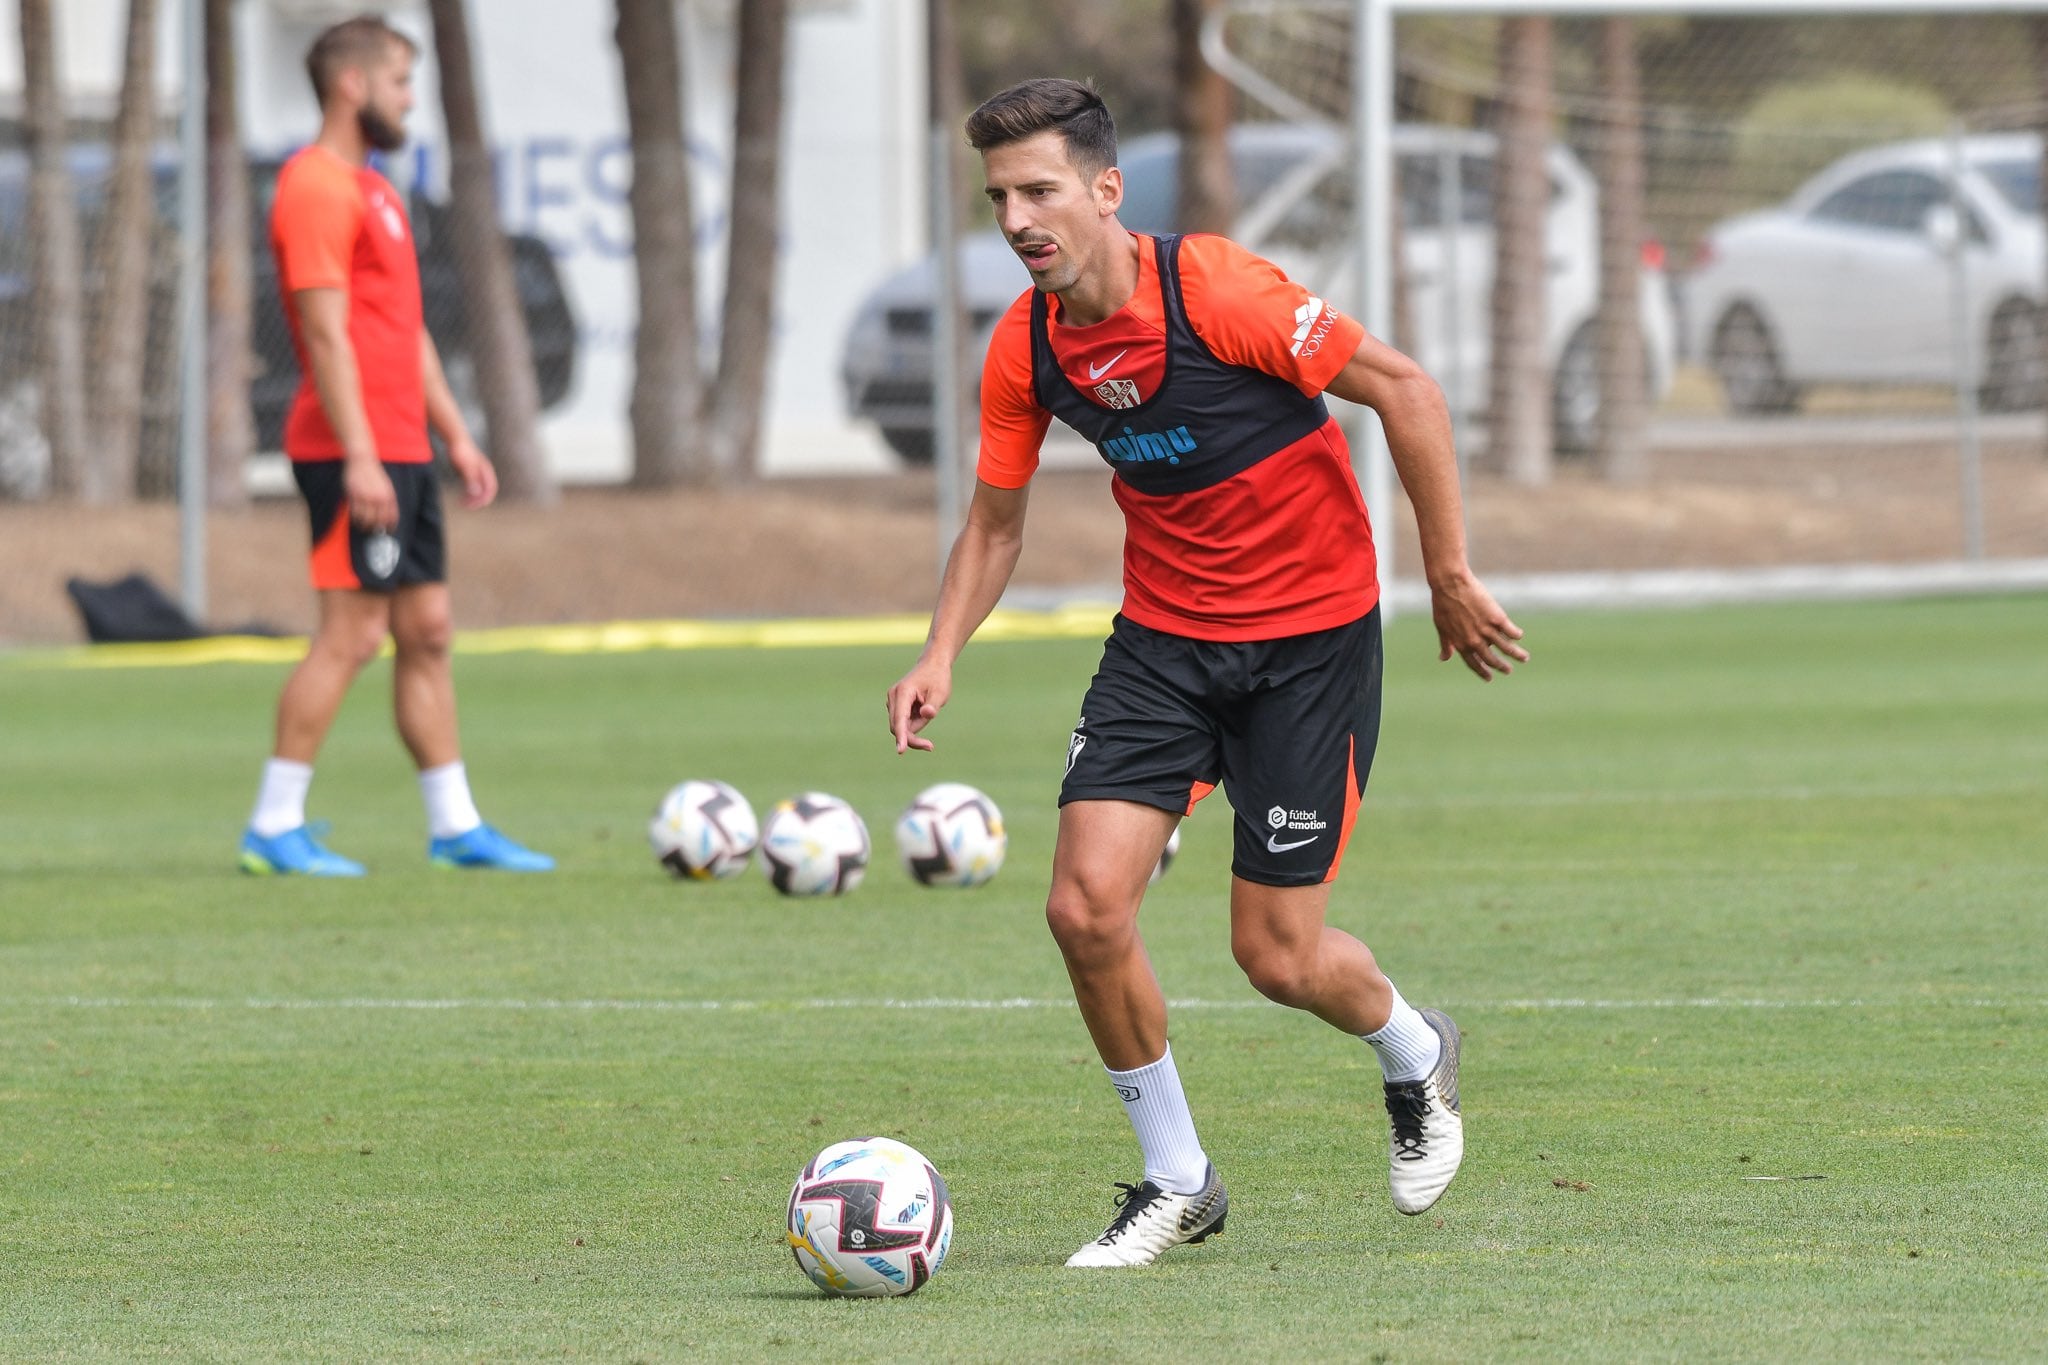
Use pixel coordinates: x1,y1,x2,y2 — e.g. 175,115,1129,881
1045,876,1136,970
395,609,454,660
1234,936,1317,1009
316,617,388,671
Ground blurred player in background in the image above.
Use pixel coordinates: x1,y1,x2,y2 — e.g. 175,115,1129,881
239,15,551,877
887,78,1525,1265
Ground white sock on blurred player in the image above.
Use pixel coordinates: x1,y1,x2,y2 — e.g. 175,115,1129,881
419,761,482,840
1106,1043,1211,1194
249,758,313,837
1362,981,1442,1082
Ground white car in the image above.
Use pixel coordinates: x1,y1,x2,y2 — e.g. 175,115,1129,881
1687,133,2045,413
840,122,1677,463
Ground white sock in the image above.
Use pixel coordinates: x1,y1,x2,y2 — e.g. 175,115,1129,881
419,761,483,840
249,758,313,838
1105,1044,1210,1195
1362,981,1442,1083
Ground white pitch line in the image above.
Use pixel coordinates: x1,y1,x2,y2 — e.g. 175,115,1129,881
10,995,2044,1012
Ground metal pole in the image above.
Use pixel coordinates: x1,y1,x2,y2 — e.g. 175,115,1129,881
931,122,963,581
1437,140,1464,474
1352,0,1397,615
1943,120,1986,562
176,0,208,619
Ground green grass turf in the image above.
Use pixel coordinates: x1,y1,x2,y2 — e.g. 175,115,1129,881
1,594,2045,1361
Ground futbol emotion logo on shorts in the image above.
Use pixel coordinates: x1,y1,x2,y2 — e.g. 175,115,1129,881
1267,806,1287,829
364,532,401,581
1265,805,1329,854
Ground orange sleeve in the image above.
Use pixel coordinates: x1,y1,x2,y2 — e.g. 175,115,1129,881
272,156,364,294
1176,234,1366,397
974,291,1052,489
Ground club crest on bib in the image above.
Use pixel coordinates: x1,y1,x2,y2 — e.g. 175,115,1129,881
1094,377,1141,409
364,531,401,580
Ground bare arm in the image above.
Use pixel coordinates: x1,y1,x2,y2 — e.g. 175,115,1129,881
419,330,497,509
294,287,396,529
1326,330,1528,680
885,479,1031,752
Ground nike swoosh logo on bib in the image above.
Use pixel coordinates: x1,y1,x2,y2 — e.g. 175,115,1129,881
1086,349,1129,380
1267,832,1318,853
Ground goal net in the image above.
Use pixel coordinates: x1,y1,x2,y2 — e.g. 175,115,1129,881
1206,1,2048,603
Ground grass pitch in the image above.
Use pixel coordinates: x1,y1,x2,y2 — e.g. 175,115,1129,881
2,595,2045,1361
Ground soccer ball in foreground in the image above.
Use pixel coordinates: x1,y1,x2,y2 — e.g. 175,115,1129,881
1149,824,1182,885
787,1137,953,1297
760,792,870,895
648,779,758,880
895,782,1007,888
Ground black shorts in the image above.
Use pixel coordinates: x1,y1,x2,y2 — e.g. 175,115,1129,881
1060,610,1383,887
293,459,446,593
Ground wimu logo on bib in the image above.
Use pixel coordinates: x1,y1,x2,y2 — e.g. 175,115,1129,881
1101,424,1198,466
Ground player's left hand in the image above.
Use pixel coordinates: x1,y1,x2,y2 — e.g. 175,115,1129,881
1430,571,1528,682
447,436,499,510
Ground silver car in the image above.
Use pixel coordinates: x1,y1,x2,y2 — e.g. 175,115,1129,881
840,122,1677,464
1688,133,2045,414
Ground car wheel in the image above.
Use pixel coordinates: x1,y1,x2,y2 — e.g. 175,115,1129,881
1551,323,1660,456
1979,301,2044,413
1710,306,1801,415
0,376,50,498
880,426,935,467
1551,324,1602,455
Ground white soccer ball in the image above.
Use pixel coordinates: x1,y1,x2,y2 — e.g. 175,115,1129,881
760,792,870,896
648,779,759,880
895,782,1007,888
1149,824,1182,885
786,1137,953,1298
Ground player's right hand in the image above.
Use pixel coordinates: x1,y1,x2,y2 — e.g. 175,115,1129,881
344,455,399,531
886,659,952,754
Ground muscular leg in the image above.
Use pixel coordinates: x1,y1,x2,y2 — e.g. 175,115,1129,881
1044,799,1180,1071
273,590,393,763
1228,878,1393,1034
389,583,460,770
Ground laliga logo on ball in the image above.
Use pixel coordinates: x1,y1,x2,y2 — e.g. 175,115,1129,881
895,782,1006,888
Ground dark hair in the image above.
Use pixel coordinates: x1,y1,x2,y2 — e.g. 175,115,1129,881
964,78,1117,175
305,14,417,106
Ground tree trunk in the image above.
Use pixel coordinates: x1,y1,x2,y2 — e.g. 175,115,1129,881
205,0,253,507
1594,16,1649,484
1483,15,1552,486
427,0,556,504
92,0,159,500
705,0,789,482
1171,0,1234,235
19,0,94,502
615,0,704,488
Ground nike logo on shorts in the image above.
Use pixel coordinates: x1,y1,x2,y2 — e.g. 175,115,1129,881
1266,832,1318,853
1087,349,1129,380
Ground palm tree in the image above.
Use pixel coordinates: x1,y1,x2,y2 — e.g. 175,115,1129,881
427,0,556,504
705,0,791,481
1594,16,1650,484
614,0,704,487
18,0,93,501
205,0,254,507
1484,15,1553,486
92,0,159,500
1172,0,1235,235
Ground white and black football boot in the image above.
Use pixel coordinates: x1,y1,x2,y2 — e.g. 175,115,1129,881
1064,1163,1229,1267
1384,1007,1464,1215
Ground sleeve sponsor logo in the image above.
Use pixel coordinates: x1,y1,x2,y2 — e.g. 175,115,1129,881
1288,296,1339,361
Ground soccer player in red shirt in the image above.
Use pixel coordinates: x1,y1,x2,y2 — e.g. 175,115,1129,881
239,16,550,876
886,79,1527,1265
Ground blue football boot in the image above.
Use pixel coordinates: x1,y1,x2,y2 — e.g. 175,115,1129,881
428,823,555,872
240,824,366,877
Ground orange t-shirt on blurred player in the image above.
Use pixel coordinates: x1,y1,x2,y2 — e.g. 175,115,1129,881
978,232,1375,642
269,145,430,463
